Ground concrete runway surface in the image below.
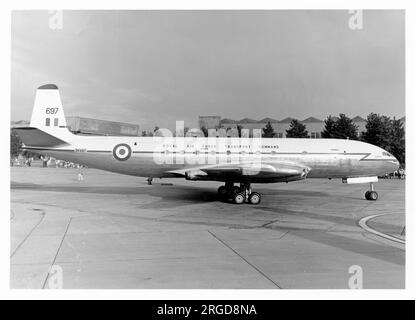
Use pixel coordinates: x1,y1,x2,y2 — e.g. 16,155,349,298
10,166,405,289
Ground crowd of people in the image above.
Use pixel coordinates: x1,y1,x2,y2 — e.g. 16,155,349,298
11,155,86,181
10,156,33,167
381,168,406,180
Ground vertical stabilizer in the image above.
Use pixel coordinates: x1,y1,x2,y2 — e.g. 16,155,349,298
29,84,73,141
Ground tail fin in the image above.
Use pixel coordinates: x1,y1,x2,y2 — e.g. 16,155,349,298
29,84,73,142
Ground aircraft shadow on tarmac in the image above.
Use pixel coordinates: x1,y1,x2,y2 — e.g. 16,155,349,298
10,181,402,233
11,181,328,204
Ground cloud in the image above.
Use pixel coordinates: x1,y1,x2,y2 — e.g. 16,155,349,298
11,10,405,131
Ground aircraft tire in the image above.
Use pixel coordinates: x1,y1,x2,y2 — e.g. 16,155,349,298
368,191,378,201
234,193,245,204
218,186,227,197
365,191,370,200
248,192,261,205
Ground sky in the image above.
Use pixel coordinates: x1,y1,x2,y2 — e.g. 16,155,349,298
11,10,405,131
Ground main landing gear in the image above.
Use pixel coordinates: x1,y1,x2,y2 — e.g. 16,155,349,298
365,182,378,201
217,182,261,205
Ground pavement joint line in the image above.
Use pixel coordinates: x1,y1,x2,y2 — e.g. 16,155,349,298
207,230,282,289
41,217,73,289
278,230,290,240
260,219,280,228
10,210,45,259
358,213,405,245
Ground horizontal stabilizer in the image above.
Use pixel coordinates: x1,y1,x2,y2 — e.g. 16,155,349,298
12,127,69,148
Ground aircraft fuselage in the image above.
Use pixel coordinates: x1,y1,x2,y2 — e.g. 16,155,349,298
24,136,399,182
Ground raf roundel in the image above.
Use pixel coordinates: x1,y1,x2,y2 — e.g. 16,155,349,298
113,144,132,161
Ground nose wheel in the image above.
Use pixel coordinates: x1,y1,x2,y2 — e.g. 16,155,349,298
365,191,378,201
217,182,261,205
365,183,378,201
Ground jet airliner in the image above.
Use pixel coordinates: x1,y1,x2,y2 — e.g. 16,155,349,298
13,84,400,205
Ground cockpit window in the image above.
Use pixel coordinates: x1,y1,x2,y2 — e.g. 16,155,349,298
382,152,392,157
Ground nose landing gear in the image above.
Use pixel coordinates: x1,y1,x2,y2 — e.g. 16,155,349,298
365,182,378,201
217,182,261,205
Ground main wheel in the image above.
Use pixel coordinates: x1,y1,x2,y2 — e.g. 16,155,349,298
231,186,241,195
364,191,370,200
368,191,378,201
217,186,227,197
234,193,245,204
248,192,261,205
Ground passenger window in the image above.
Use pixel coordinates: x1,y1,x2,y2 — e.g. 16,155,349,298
54,118,59,126
45,118,50,126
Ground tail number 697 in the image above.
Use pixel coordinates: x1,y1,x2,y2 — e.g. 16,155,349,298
46,108,59,114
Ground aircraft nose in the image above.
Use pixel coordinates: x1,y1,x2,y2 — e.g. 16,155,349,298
389,156,400,172
393,157,400,170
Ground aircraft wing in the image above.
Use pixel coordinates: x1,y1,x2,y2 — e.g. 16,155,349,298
168,161,311,183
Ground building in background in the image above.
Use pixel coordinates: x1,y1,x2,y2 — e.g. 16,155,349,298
198,116,221,130
219,118,239,129
198,115,373,138
256,118,281,137
66,117,140,136
301,117,324,138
